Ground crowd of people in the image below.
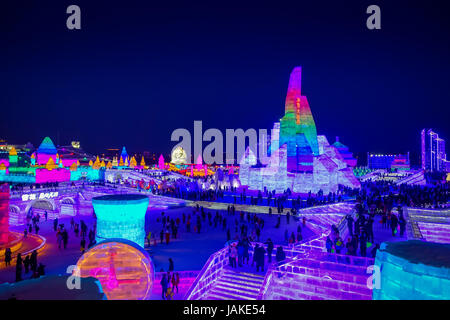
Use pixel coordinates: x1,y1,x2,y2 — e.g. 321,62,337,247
4,248,44,282
227,238,288,274
156,175,363,212
358,180,449,209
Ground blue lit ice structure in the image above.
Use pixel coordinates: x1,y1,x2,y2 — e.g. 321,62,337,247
373,240,450,300
92,194,149,248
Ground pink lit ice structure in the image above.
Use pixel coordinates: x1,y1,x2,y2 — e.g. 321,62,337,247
158,154,165,170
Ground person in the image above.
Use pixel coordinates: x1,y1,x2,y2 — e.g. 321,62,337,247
186,218,191,232
398,214,406,237
53,218,58,232
15,253,23,282
359,231,368,257
255,226,261,242
286,211,290,224
326,236,333,253
334,236,343,254
74,223,79,237
165,229,170,245
243,238,251,265
37,263,45,277
168,258,174,272
44,211,48,221
172,272,180,294
284,229,289,243
345,238,355,256
275,246,286,265
346,215,354,237
23,255,31,274
160,230,164,244
391,214,398,237
62,229,69,249
80,237,86,254
237,241,244,267
57,229,63,249
229,243,238,268
165,286,174,300
30,250,38,273
146,231,152,247
265,238,274,263
4,248,12,267
255,245,266,272
160,273,168,300
23,228,28,239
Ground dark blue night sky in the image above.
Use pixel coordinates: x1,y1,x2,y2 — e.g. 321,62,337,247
1,1,449,165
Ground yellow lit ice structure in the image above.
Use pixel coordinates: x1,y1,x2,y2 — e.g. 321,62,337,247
76,239,154,300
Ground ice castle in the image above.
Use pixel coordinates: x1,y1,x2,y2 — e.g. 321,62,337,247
239,66,360,194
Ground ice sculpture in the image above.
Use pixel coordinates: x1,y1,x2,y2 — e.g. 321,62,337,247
373,240,450,300
239,67,360,194
92,194,149,248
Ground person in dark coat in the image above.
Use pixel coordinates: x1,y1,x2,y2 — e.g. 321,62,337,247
359,231,368,257
37,263,45,277
30,250,38,273
23,255,31,274
4,248,12,266
265,238,274,263
160,274,168,300
254,245,266,272
62,230,69,249
168,258,174,272
398,214,406,237
275,246,286,277
391,214,398,237
346,215,354,237
15,253,23,282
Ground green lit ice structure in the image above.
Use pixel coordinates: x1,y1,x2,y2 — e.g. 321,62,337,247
373,241,450,300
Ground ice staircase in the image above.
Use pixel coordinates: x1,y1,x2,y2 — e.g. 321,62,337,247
395,170,426,186
200,268,265,300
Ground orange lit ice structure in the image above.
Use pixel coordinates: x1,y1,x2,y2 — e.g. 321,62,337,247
76,239,154,300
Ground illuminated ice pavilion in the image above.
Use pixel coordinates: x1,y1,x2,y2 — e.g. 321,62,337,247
239,67,360,194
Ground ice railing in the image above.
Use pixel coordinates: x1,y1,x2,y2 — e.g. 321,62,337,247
257,245,375,300
256,205,360,299
184,245,229,300
184,239,318,300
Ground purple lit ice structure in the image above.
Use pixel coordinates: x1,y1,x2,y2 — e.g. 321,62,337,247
260,249,374,300
92,194,149,248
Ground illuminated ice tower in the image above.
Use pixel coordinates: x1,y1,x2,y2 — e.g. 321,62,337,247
279,67,319,172
421,129,448,172
239,66,360,194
